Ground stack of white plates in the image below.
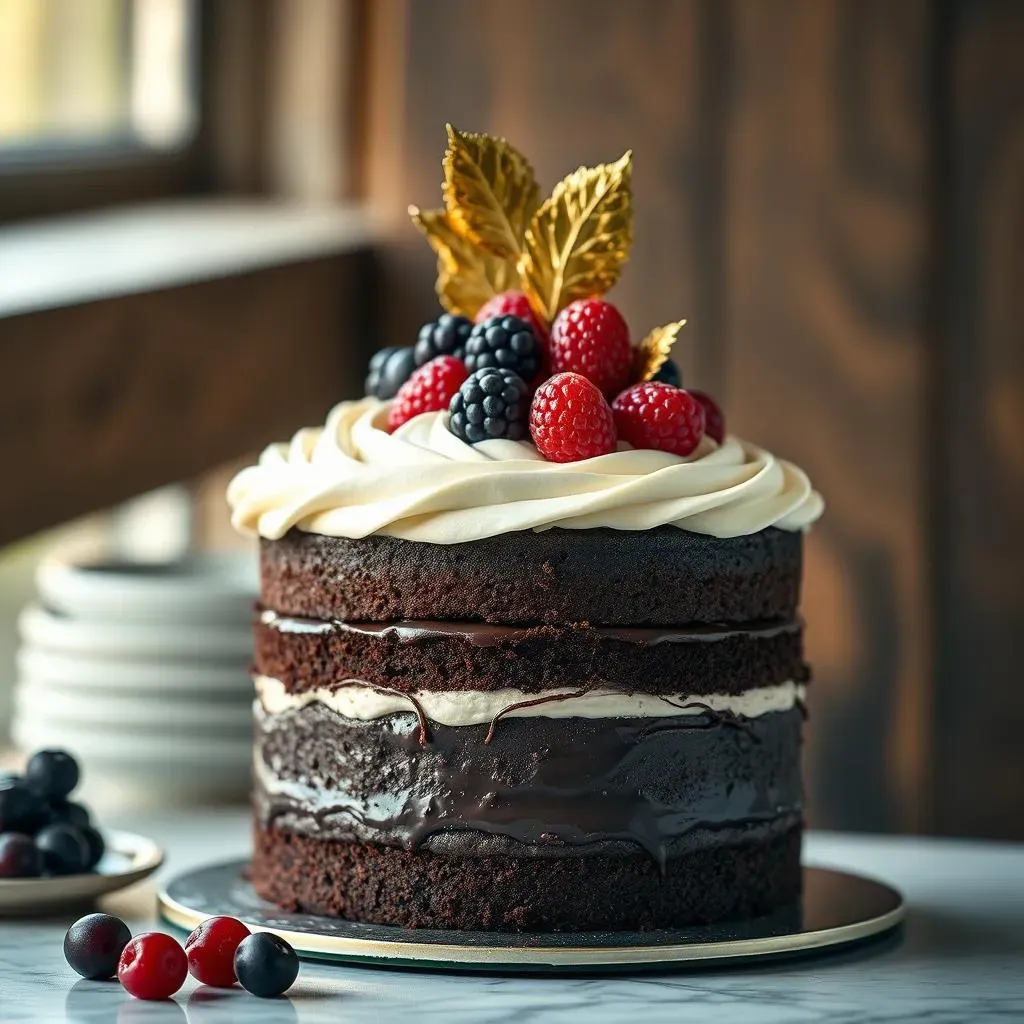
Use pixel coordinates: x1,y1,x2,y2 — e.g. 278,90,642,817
12,554,256,812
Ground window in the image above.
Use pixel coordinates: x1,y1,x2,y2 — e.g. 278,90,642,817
0,0,194,156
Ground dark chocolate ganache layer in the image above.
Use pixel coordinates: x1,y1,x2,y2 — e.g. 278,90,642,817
254,701,804,864
255,612,808,696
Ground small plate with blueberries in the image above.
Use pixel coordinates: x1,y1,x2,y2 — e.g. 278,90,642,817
0,748,163,914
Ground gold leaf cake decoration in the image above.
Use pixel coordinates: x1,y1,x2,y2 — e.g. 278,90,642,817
518,151,634,324
441,125,540,262
409,206,516,318
632,320,687,383
411,127,636,328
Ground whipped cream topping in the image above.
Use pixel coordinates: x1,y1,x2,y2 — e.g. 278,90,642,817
228,397,823,543
254,674,805,726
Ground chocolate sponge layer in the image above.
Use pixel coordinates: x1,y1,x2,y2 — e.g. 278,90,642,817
254,614,808,695
252,822,802,932
259,527,803,626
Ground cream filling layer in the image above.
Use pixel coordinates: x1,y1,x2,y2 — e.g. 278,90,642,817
254,674,805,726
227,398,824,543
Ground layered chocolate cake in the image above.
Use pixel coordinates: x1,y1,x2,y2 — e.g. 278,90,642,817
228,127,823,932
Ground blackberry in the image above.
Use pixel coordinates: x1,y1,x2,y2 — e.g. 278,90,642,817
449,368,529,444
365,346,416,400
464,315,541,381
414,313,472,366
652,359,682,387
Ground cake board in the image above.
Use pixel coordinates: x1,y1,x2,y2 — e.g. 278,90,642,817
158,859,904,974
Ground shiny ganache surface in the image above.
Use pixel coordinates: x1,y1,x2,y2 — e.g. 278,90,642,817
255,702,803,862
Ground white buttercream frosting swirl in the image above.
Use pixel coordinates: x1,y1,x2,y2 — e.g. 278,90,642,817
228,398,823,543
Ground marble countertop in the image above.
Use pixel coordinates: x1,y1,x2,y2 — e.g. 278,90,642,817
1,808,1023,1023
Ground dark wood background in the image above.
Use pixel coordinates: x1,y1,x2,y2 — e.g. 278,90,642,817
366,0,1024,838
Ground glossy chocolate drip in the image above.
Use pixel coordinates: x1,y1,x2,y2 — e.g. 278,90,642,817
254,701,803,866
259,610,801,647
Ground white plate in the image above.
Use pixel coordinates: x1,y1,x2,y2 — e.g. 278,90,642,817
0,829,164,915
36,554,256,626
17,648,253,695
14,682,252,732
19,603,252,662
12,716,253,764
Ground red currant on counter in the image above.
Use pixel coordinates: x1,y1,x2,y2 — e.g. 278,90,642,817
184,916,251,988
117,932,188,1000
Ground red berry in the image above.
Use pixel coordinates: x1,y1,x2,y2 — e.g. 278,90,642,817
184,916,251,988
549,299,631,396
529,372,617,463
476,291,549,345
689,389,725,443
388,355,468,431
118,932,187,1000
612,382,706,457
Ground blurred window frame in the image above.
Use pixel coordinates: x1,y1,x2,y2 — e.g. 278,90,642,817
0,0,380,548
0,0,205,223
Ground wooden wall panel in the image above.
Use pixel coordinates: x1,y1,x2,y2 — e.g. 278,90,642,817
720,0,935,832
384,0,726,391
0,252,374,545
934,0,1024,838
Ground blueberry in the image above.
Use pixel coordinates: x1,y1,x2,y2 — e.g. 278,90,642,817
80,825,106,870
35,823,90,876
652,359,682,387
233,932,299,997
0,833,42,877
0,777,35,833
64,913,132,979
25,749,80,800
365,346,416,400
50,799,91,829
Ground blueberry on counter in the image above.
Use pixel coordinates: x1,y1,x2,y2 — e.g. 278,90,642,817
233,932,300,998
64,913,132,980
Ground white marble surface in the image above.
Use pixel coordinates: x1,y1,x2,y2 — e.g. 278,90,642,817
1,808,1022,1023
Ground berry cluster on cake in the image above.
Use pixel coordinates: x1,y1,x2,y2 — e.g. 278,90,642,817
228,125,823,932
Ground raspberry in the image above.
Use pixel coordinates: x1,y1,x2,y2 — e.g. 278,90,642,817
476,292,549,346
388,356,468,431
449,367,529,444
464,315,541,382
414,313,473,366
118,932,188,1000
365,346,415,400
612,382,705,457
529,373,617,463
689,389,726,444
184,916,251,988
549,299,631,396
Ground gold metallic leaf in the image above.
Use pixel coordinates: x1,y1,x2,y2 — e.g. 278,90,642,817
442,125,540,261
409,206,518,318
632,320,687,382
519,151,633,323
